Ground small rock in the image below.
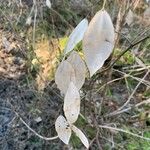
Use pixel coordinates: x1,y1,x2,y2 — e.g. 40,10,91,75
0,67,6,74
144,7,150,20
9,66,17,72
0,59,5,66
34,117,42,123
2,37,12,53
13,57,24,66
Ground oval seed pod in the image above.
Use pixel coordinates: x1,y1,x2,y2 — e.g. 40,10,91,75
63,82,80,124
55,115,71,144
83,10,115,77
64,18,88,55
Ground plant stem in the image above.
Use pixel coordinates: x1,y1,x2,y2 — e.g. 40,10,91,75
102,0,107,10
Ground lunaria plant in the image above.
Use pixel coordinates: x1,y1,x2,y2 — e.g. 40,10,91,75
54,8,115,148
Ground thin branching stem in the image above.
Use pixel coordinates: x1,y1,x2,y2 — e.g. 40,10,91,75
99,124,150,141
9,100,58,141
102,0,107,10
17,114,58,141
111,35,150,67
105,98,150,117
118,70,149,111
